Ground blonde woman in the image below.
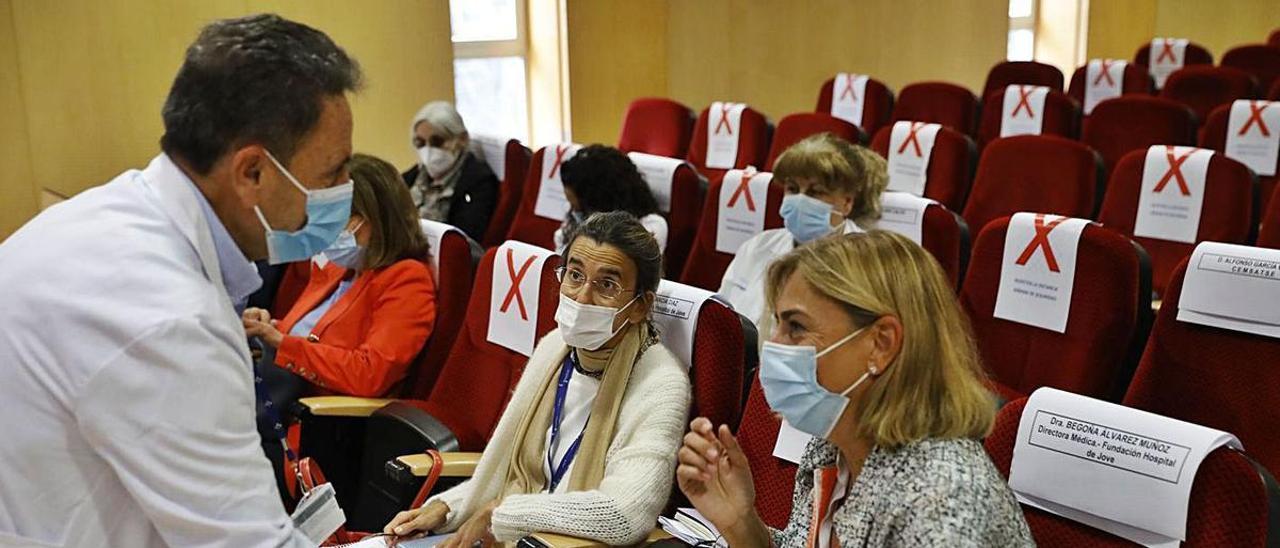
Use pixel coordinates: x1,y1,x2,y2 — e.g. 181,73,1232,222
718,133,888,333
680,231,1032,547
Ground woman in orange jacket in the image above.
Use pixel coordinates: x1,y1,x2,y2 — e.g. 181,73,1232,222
243,153,437,398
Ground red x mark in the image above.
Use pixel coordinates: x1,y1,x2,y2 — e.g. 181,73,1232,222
547,145,571,178
1156,40,1177,64
726,171,758,212
714,104,735,135
839,75,859,101
1092,60,1117,86
1238,101,1272,137
499,248,536,321
1015,214,1068,273
1011,86,1036,119
1153,146,1194,196
896,122,927,157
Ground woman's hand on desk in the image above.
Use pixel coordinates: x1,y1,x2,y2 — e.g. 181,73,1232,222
385,500,450,537
677,418,757,537
440,499,499,548
242,307,284,348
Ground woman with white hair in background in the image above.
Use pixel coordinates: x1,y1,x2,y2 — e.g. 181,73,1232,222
402,100,499,241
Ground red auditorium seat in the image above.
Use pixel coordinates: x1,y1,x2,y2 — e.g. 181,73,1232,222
1272,79,1280,101
735,375,799,530
1124,259,1280,478
504,144,578,249
985,397,1280,547
1081,96,1197,175
975,87,1080,148
1097,148,1257,296
1199,102,1280,201
403,220,480,399
1260,183,1280,249
916,200,971,288
685,103,774,183
870,124,977,212
617,97,696,158
1221,44,1280,93
959,217,1150,402
983,60,1065,96
1159,66,1259,122
1067,61,1154,114
892,81,979,136
764,113,862,170
814,74,895,138
1133,39,1214,89
627,153,707,278
1271,28,1280,48
477,136,533,248
679,172,784,290
962,136,1102,236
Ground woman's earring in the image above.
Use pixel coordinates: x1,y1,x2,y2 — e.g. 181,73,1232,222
868,362,879,375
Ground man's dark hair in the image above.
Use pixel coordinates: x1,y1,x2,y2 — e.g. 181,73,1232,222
560,145,660,220
160,14,362,174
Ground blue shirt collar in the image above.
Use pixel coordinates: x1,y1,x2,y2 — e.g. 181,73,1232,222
165,154,263,310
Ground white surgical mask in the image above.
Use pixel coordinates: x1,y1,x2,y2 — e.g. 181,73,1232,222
418,145,458,179
555,295,639,351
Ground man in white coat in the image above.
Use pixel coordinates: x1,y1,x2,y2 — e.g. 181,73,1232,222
0,14,362,547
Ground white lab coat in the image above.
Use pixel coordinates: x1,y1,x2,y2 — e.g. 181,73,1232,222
718,221,864,337
0,156,311,547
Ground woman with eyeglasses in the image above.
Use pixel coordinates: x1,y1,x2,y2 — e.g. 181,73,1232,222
679,231,1032,547
384,211,691,547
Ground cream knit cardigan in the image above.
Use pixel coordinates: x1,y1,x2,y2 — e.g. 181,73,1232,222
428,329,692,545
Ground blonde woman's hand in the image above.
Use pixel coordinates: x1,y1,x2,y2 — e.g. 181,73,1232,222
676,417,756,535
385,500,449,537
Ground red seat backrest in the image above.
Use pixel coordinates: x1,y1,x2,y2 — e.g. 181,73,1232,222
652,161,706,278
1220,44,1280,93
1133,41,1214,82
962,136,1102,236
892,81,979,136
764,113,862,171
976,87,1080,149
1259,183,1280,249
1081,96,1197,176
985,397,1280,547
403,224,478,399
870,124,977,213
414,244,561,451
505,145,572,250
1270,28,1280,49
480,138,533,248
1272,79,1280,101
1096,148,1257,296
617,98,696,158
653,283,752,430
959,217,1149,401
736,375,799,530
983,60,1066,96
1124,258,1280,478
1066,62,1154,110
1199,103,1280,203
685,104,774,183
1159,66,1259,122
814,76,896,139
917,201,971,289
678,174,784,290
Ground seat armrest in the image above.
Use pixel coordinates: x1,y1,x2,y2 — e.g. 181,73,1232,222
393,452,482,478
519,529,672,548
297,396,394,417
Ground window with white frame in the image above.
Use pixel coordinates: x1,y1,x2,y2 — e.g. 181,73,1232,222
1007,0,1037,61
450,0,530,143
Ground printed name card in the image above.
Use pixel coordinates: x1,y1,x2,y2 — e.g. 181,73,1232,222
651,280,718,370
1084,59,1128,115
471,134,509,181
1000,85,1050,137
715,169,773,254
886,121,942,197
993,213,1093,333
1224,100,1279,177
534,143,582,220
1133,146,1213,244
487,241,555,356
1011,387,1240,547
876,191,936,244
1148,37,1189,89
829,73,869,127
706,102,747,169
1177,242,1280,338
772,420,812,465
629,152,686,213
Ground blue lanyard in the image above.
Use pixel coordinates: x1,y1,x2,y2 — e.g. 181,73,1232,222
250,337,301,486
547,353,589,493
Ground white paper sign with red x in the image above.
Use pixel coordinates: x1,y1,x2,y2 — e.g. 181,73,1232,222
886,121,942,197
534,143,582,221
1134,145,1213,244
830,73,869,127
1084,59,1128,115
1225,100,1279,177
715,168,773,254
1000,85,1050,138
993,212,1093,333
487,241,556,356
706,102,747,169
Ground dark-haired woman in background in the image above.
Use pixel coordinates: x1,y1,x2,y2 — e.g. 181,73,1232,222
552,145,668,253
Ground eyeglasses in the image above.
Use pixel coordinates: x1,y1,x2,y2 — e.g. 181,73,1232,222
554,266,635,301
